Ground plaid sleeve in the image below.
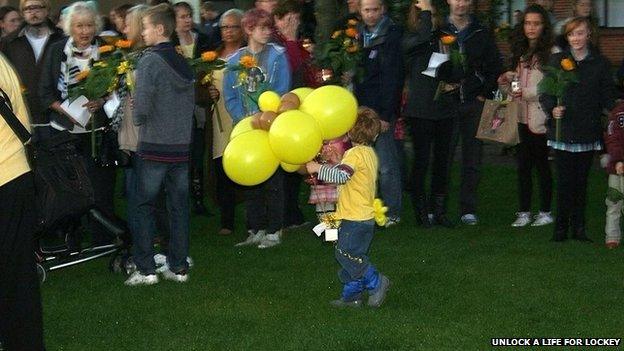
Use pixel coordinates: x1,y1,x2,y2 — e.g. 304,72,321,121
317,164,354,184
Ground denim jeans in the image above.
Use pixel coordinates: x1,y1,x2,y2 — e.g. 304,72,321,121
134,157,190,274
245,168,284,234
374,124,402,218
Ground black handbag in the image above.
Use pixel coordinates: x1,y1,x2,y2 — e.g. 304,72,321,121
0,89,95,230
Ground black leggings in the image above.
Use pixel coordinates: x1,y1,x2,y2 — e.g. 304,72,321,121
516,123,552,212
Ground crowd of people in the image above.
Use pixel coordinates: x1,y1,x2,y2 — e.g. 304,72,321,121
1,0,623,349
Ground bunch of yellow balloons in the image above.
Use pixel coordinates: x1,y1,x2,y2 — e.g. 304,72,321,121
223,85,358,186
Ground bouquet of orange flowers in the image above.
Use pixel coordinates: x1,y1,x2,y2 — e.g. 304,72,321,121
314,19,362,86
538,57,579,141
434,33,467,100
69,39,136,101
188,50,227,85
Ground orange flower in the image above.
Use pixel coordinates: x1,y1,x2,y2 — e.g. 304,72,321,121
98,45,114,54
346,44,359,53
345,28,358,38
115,39,133,49
76,70,90,81
240,55,257,69
561,58,575,71
331,30,343,39
347,19,358,26
440,34,456,46
201,51,218,62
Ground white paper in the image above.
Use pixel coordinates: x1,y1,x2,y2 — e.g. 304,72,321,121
103,92,120,119
60,96,91,127
312,222,327,237
324,228,338,242
422,52,449,78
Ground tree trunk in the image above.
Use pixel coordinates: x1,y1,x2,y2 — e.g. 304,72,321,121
314,0,342,44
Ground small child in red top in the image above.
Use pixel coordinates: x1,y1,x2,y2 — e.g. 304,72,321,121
604,101,624,249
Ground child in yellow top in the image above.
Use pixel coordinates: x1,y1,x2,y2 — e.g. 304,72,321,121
306,107,390,308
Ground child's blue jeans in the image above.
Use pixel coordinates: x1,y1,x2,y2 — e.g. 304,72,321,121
335,219,380,300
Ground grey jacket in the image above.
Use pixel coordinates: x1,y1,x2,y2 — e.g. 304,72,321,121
133,48,195,160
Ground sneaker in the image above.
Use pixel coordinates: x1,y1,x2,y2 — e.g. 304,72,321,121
124,271,158,286
235,230,266,247
161,268,189,283
367,274,390,307
511,212,531,227
155,256,194,274
384,216,401,228
286,221,310,230
606,241,620,249
257,232,281,249
329,298,363,308
531,211,554,226
154,253,167,267
460,213,478,225
218,228,233,235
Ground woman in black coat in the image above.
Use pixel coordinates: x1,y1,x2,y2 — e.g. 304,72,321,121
540,17,616,242
401,0,453,228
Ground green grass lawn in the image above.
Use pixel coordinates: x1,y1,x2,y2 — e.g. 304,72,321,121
41,164,624,350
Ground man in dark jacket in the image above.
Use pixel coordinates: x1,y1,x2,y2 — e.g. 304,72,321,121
437,0,502,225
1,0,63,141
354,0,404,227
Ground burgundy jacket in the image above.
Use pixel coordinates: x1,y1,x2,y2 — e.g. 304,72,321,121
605,101,624,175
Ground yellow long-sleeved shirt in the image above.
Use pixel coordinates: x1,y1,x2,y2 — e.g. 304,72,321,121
0,53,31,187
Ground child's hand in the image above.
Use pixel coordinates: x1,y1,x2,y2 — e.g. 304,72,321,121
305,161,321,174
552,106,565,119
616,161,624,175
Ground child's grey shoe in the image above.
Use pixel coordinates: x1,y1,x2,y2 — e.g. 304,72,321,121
330,298,363,308
257,231,281,249
367,274,390,307
235,230,266,247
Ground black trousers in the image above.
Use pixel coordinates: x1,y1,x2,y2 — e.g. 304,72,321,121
245,168,284,234
0,173,45,351
409,117,454,201
554,149,594,230
449,99,485,215
214,157,236,230
283,172,305,227
516,123,552,212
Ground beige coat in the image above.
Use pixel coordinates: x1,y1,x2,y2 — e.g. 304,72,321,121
516,61,548,134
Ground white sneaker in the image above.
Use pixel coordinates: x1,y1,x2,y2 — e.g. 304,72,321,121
235,230,266,247
161,268,189,283
124,271,158,286
460,214,478,225
511,212,532,227
155,256,194,274
154,253,167,267
531,211,554,226
384,216,401,228
258,232,281,249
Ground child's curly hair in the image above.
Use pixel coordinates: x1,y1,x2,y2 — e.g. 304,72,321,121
348,107,381,145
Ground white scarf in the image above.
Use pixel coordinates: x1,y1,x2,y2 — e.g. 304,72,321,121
57,37,99,100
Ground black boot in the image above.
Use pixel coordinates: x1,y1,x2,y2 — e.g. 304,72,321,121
191,177,209,216
413,195,431,228
431,195,454,228
551,217,568,242
571,215,592,242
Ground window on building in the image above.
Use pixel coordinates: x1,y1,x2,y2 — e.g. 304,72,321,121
595,0,624,28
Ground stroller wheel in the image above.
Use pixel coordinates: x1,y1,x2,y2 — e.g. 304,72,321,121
37,263,47,284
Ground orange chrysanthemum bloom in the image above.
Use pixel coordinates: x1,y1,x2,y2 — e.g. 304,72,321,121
115,39,133,49
347,19,358,26
440,35,456,46
201,51,218,62
98,45,114,54
346,44,359,53
561,58,575,71
240,55,257,69
331,30,343,39
345,28,358,38
76,70,90,81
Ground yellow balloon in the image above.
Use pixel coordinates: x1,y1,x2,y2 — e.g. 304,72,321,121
223,129,279,186
300,85,358,140
258,91,281,112
280,162,301,173
229,116,254,140
290,87,314,103
269,110,323,165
